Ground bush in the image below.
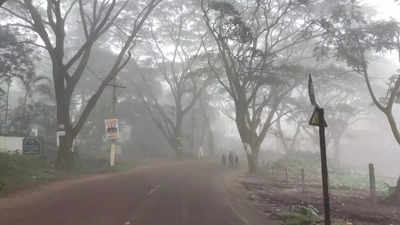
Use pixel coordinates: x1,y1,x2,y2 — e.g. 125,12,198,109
269,151,322,177
0,153,56,194
278,204,321,225
0,153,135,195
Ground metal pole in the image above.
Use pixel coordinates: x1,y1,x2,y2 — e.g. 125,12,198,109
308,75,330,225
301,168,305,193
112,79,117,114
318,109,331,225
110,79,117,167
5,78,10,126
369,163,376,203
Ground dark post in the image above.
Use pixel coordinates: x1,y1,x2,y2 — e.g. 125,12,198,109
285,167,289,183
301,168,305,192
318,109,331,225
308,75,331,225
369,163,376,203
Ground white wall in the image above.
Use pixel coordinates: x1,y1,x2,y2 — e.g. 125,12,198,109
0,136,23,153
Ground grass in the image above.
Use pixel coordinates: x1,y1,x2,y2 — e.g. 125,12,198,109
278,204,321,225
0,153,56,194
265,151,397,192
0,153,135,195
277,204,353,225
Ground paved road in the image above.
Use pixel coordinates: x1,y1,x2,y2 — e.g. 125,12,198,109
0,160,255,225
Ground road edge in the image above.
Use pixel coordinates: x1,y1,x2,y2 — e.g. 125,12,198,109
223,170,280,225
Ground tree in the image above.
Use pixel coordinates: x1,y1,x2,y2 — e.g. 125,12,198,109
198,92,217,156
2,0,161,169
134,0,211,157
0,26,36,124
316,0,400,199
276,65,366,167
201,0,320,173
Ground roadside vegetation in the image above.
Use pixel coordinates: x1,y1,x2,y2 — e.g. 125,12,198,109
0,153,135,195
241,151,399,225
266,152,396,192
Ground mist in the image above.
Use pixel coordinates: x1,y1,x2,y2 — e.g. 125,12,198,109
1,0,400,225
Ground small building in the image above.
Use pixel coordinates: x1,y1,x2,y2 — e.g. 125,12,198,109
0,136,24,154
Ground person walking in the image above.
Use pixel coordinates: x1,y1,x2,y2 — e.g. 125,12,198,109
222,154,226,167
234,154,239,168
228,152,234,168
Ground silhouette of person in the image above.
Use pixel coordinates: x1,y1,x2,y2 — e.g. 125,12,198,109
235,154,239,168
228,151,234,168
222,154,226,167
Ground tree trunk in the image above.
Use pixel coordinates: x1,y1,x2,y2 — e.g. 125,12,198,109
207,128,215,156
246,151,259,174
53,64,74,170
244,143,259,174
174,111,184,158
56,133,74,170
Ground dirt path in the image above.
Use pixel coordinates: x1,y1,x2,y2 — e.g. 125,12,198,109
0,160,271,225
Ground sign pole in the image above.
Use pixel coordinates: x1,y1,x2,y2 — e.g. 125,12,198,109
318,109,331,225
106,78,125,167
110,79,117,167
308,75,331,225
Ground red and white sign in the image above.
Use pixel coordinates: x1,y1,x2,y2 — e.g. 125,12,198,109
105,119,119,140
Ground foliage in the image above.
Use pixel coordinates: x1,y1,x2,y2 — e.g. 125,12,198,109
278,204,321,225
135,0,212,156
269,151,396,191
0,152,135,195
315,0,400,196
382,182,397,201
9,101,57,137
2,0,162,170
202,0,321,172
0,26,35,82
271,151,322,176
0,153,56,194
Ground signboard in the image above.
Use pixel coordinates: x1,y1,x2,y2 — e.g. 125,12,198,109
23,137,41,154
56,124,66,147
57,130,66,136
105,119,119,140
307,74,327,127
31,128,38,137
309,108,328,127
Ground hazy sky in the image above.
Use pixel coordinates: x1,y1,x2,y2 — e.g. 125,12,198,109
363,0,400,20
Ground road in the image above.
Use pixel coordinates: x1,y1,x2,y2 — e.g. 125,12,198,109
0,160,268,225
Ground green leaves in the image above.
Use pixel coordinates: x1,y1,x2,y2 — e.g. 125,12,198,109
278,204,321,225
208,1,239,16
316,0,400,71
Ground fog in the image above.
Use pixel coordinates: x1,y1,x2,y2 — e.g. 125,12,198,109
0,1,399,169
1,0,400,214
3,0,400,224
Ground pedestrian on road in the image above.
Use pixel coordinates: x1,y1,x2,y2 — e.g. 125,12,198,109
234,154,239,168
228,152,234,168
222,154,226,167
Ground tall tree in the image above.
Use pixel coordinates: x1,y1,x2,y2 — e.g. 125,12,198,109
276,65,366,167
316,0,400,198
135,0,211,157
2,0,161,169
201,0,320,172
0,26,36,124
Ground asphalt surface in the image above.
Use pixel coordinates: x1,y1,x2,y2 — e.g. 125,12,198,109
0,160,256,225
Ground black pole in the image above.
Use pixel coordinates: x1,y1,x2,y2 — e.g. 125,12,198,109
318,109,331,225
